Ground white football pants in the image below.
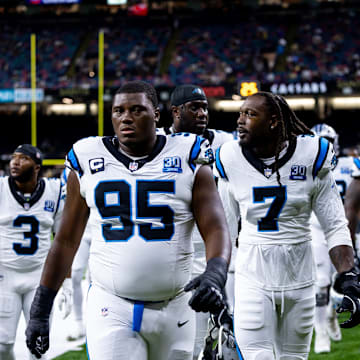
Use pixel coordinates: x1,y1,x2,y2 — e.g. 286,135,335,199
234,277,315,360
86,284,195,360
0,264,49,360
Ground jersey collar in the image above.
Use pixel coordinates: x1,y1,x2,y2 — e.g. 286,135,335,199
102,135,166,172
8,177,45,210
241,138,297,178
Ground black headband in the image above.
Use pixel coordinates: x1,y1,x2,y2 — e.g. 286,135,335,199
14,144,43,165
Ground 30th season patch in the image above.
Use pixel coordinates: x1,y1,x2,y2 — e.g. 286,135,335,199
290,165,306,180
163,156,182,173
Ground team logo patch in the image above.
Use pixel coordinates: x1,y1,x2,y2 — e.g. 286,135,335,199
129,161,139,172
264,168,272,178
192,87,204,95
44,200,55,212
163,156,182,173
101,307,109,317
204,148,214,163
290,165,307,180
89,157,105,174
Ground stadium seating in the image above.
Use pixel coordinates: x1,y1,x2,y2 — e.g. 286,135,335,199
1,8,360,89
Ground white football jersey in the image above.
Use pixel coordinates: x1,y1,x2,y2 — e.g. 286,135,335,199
332,156,359,200
215,135,352,290
351,157,360,178
0,176,63,271
157,126,236,275
65,134,213,301
310,156,358,237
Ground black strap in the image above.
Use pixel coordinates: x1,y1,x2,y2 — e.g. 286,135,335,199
9,177,45,209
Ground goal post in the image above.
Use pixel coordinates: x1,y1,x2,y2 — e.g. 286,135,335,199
34,30,105,167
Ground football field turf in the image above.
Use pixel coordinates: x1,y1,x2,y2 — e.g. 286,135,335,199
53,314,360,360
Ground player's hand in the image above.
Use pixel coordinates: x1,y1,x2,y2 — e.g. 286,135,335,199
334,267,360,328
184,257,227,314
25,285,57,358
25,318,50,359
58,278,73,319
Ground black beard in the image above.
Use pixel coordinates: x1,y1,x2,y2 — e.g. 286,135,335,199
11,166,35,183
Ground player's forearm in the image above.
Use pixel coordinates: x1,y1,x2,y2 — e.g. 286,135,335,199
329,245,354,273
204,226,231,264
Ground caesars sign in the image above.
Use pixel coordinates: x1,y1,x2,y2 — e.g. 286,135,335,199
270,82,328,95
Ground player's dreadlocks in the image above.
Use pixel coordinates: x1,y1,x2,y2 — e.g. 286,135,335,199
252,91,313,185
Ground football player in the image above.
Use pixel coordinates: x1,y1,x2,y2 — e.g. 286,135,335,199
0,144,67,360
157,84,236,358
310,124,360,353
25,81,232,360
60,167,90,341
214,92,360,360
344,157,360,262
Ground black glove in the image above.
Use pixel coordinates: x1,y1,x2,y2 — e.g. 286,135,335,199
26,285,57,358
184,257,228,314
333,267,360,328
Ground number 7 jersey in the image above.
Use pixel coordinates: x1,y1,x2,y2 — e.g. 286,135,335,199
214,135,352,290
66,134,213,301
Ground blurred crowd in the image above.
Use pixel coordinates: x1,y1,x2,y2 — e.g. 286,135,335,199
0,7,359,90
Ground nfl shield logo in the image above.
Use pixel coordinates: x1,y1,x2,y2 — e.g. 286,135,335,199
129,161,139,172
264,168,272,178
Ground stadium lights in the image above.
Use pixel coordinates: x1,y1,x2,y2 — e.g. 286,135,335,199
214,97,316,112
62,97,74,104
214,100,244,111
46,103,86,115
330,97,360,109
90,103,98,115
285,98,315,110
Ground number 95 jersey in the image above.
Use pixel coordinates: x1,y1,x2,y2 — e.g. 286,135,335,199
66,134,213,301
214,135,352,291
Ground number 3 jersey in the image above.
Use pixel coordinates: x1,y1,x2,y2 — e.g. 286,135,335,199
0,177,63,271
65,134,213,301
214,135,352,291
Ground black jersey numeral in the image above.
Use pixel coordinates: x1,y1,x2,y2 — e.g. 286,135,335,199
253,186,287,231
95,180,175,242
335,180,346,202
13,216,40,255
